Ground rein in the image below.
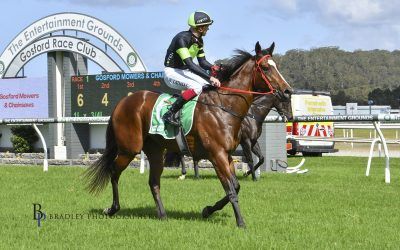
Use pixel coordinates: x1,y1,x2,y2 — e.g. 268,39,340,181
218,86,273,95
195,97,246,120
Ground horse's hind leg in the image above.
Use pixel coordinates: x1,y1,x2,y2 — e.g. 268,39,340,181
144,143,167,219
104,153,134,216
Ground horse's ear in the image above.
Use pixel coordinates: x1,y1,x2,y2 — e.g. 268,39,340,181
255,41,262,55
268,42,275,55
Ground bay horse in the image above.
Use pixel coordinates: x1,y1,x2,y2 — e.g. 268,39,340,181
84,42,293,227
177,93,292,181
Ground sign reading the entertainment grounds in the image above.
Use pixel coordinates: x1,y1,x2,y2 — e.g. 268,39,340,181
0,12,146,78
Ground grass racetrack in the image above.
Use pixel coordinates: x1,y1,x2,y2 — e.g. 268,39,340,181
1,156,400,249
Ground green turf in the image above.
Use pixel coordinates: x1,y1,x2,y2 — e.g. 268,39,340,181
1,156,400,249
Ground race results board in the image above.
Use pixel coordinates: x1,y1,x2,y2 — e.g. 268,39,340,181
71,72,178,117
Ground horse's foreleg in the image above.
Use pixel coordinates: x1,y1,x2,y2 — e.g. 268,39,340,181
104,153,134,216
180,155,187,176
251,142,264,177
241,139,255,179
202,175,242,223
202,153,245,228
194,160,200,179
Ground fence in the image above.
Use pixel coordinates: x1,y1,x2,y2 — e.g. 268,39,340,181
2,114,400,183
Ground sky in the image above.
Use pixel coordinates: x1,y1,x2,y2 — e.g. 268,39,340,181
1,0,400,77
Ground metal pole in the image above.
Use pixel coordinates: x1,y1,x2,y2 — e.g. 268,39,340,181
373,121,390,183
32,124,48,172
140,151,146,174
366,138,380,177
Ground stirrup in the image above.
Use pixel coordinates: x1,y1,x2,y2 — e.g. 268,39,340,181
162,112,180,126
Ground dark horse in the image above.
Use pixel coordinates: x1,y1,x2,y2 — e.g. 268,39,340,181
241,93,292,180
84,42,293,227
178,93,292,181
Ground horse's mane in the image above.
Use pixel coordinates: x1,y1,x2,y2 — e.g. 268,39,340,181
218,50,253,82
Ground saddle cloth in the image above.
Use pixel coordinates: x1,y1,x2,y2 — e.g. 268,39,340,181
149,93,198,139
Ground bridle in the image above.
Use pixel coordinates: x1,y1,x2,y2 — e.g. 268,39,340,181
218,54,277,96
196,53,288,120
253,54,275,95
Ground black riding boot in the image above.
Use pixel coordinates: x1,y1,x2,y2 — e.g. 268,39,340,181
162,96,187,126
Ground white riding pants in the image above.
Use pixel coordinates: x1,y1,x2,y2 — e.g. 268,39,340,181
164,67,210,95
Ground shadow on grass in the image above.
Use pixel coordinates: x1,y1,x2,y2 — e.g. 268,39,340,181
161,173,251,181
88,206,230,223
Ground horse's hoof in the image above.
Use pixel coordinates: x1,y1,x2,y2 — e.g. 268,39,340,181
237,222,246,228
158,214,168,220
202,206,212,218
103,206,119,216
252,177,259,182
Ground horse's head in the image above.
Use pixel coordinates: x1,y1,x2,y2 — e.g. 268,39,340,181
275,96,293,121
253,42,293,102
254,92,293,121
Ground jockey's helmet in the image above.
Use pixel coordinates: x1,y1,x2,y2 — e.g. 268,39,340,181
188,11,213,28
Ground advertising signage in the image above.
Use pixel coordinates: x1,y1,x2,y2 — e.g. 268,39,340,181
0,77,48,118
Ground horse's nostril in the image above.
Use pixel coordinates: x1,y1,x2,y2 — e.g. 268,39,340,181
284,89,292,95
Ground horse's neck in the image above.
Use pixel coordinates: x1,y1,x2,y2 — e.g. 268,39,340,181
199,59,256,119
225,60,254,91
217,60,255,110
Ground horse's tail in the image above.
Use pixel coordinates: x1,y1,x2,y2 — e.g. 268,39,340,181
84,118,118,194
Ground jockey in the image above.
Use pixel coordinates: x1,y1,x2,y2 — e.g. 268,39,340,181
162,10,221,126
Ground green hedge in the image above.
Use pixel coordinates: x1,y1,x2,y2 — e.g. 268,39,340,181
10,126,38,153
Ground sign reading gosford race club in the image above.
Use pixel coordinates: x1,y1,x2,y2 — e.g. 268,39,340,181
0,12,146,78
0,77,48,118
4,36,122,77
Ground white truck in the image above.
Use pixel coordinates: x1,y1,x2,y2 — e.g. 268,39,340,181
286,90,338,156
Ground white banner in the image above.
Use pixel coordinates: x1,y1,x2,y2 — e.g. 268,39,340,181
4,36,122,77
